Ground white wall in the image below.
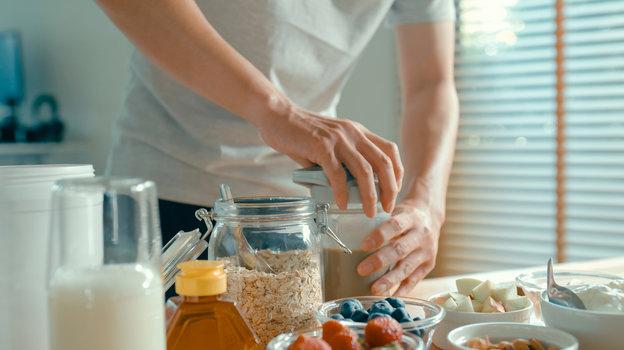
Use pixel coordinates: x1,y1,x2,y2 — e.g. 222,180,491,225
1,0,132,173
1,1,400,174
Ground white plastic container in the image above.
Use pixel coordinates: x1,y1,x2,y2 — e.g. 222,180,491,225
0,164,94,350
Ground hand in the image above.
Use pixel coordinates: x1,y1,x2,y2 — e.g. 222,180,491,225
257,104,404,217
356,199,444,296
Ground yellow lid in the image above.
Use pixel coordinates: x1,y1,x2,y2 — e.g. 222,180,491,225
174,260,227,296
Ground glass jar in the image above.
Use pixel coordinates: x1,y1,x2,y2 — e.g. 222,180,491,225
323,203,391,300
293,166,393,300
47,178,165,350
204,196,342,347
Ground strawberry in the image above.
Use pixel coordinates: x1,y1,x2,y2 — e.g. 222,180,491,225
364,316,403,347
325,328,360,350
322,320,361,350
290,334,331,350
322,320,347,343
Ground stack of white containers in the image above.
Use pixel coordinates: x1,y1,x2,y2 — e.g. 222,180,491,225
0,164,94,350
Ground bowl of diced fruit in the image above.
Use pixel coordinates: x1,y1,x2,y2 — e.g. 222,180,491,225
267,318,425,350
429,278,532,350
314,296,444,349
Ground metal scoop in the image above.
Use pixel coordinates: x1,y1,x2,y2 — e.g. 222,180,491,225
547,257,586,310
220,184,275,274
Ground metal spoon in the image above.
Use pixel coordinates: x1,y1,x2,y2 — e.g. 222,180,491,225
219,184,275,274
547,257,586,309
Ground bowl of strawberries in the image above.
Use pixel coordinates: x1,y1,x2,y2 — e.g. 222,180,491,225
267,318,425,350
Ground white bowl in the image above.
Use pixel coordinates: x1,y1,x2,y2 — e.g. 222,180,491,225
447,322,578,350
540,290,624,350
516,270,622,321
428,291,532,350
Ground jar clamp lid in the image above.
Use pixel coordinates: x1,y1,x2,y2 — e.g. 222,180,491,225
292,165,380,205
160,209,213,291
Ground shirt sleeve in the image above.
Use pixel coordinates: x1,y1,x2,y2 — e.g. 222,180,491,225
385,0,456,27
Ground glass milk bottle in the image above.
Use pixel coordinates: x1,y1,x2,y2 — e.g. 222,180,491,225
293,166,392,300
47,178,166,350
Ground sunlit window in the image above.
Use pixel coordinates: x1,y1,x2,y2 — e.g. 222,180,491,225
434,0,624,276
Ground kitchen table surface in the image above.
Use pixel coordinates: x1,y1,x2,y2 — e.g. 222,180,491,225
409,256,624,350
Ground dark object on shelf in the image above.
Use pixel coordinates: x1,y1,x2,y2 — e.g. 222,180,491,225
0,115,18,142
26,94,64,142
0,31,24,143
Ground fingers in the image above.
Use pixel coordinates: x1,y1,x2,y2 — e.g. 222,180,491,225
357,229,419,277
394,261,434,296
356,139,399,214
361,213,412,252
330,121,401,217
357,206,438,295
319,156,349,210
371,249,424,294
366,132,404,193
282,114,401,214
339,148,378,217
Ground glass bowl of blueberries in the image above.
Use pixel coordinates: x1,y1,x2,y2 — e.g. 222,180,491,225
314,296,445,349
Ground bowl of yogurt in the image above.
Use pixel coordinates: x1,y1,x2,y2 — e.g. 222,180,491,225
540,280,624,350
516,270,622,321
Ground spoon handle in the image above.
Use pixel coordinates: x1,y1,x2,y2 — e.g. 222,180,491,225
220,184,234,203
218,183,275,274
547,257,555,292
547,257,587,310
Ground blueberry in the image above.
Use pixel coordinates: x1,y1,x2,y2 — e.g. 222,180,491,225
385,297,406,309
345,298,364,309
330,313,345,320
368,300,394,315
340,299,364,318
351,309,369,322
391,307,412,322
368,312,391,321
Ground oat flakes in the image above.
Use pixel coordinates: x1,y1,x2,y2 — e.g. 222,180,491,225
221,249,323,347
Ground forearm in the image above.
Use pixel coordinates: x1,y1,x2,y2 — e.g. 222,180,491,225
358,82,457,293
400,80,458,219
94,0,288,126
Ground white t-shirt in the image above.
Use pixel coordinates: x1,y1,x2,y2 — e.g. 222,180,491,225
106,0,455,206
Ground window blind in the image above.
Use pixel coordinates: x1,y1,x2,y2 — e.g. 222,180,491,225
436,0,624,276
563,0,624,261
436,0,559,276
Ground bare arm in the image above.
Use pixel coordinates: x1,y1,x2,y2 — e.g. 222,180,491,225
95,0,403,215
95,0,275,124
396,21,458,221
358,21,459,295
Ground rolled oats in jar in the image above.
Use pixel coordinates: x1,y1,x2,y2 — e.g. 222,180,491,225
206,197,326,347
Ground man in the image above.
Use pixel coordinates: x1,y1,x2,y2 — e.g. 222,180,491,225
96,0,458,295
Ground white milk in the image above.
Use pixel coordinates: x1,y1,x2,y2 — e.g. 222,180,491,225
48,263,166,350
